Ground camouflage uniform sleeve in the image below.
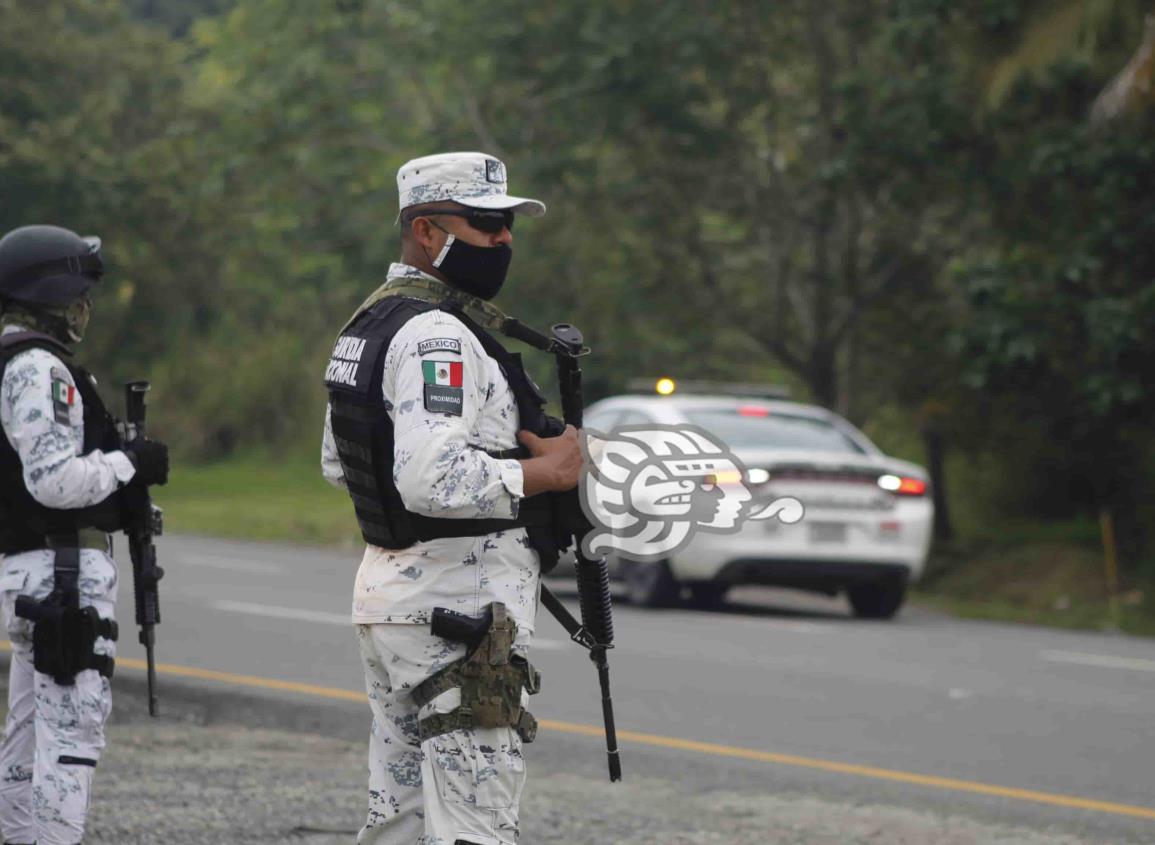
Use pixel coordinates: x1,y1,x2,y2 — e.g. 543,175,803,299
320,403,347,489
386,311,524,519
0,348,135,509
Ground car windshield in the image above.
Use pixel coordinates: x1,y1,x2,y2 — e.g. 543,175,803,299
682,408,867,454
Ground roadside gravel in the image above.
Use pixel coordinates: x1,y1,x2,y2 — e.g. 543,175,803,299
0,667,1121,844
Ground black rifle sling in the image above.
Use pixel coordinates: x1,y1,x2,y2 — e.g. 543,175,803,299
51,532,81,600
539,583,599,651
442,306,557,438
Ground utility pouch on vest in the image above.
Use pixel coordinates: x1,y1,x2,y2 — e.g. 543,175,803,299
14,542,118,685
413,603,540,743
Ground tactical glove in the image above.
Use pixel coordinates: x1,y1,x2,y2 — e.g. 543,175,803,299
125,438,170,487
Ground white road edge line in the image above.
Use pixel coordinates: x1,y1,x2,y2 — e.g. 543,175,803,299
209,599,569,650
1040,649,1155,673
179,554,286,575
212,600,350,626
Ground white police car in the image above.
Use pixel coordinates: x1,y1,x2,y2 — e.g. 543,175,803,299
575,382,934,619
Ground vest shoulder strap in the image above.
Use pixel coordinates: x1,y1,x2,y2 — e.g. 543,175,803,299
0,331,110,438
0,330,72,362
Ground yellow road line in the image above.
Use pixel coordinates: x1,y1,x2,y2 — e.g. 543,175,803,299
3,641,1153,821
543,720,1155,821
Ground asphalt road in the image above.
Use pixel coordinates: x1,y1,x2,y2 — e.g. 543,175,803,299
100,533,1155,842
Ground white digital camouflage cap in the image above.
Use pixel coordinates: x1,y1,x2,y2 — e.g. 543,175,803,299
397,152,546,217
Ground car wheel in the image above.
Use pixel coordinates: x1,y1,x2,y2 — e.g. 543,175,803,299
624,559,680,608
686,582,728,609
847,580,907,620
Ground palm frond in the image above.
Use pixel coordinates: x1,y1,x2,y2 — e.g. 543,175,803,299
984,0,1130,106
1091,13,1155,123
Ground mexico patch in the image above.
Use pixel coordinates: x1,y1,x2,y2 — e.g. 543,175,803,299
417,337,461,356
51,378,75,425
422,360,462,387
424,384,463,416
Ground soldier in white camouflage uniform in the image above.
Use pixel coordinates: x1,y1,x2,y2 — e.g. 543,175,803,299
322,153,583,845
0,225,169,845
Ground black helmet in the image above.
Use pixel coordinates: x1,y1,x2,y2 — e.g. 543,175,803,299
0,225,104,307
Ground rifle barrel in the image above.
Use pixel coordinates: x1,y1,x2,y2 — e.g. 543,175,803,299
144,635,158,717
596,657,621,781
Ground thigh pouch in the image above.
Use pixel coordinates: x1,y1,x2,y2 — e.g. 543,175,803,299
13,541,118,685
413,603,541,743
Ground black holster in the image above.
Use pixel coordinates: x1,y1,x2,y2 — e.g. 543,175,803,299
14,544,118,685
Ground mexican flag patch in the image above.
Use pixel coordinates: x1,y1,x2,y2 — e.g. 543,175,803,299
422,360,463,388
51,378,75,425
52,380,76,406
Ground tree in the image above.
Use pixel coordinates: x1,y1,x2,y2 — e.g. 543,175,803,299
415,0,979,420
953,67,1155,567
1092,13,1155,123
974,0,1151,107
126,0,234,35
0,0,223,402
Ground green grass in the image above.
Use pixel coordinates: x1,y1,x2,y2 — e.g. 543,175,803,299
916,534,1155,637
913,592,1155,636
158,452,359,548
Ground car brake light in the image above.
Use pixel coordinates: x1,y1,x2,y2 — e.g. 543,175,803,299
737,405,769,417
898,478,927,495
877,474,927,496
703,470,744,487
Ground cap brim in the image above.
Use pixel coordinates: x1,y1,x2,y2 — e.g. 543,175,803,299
452,194,547,217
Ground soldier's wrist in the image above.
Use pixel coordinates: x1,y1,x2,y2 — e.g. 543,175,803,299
519,456,562,496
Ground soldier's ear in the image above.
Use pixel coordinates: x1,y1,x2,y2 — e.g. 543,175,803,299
409,216,443,251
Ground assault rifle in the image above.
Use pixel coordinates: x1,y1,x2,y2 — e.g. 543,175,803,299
536,324,621,782
482,312,623,781
121,381,165,716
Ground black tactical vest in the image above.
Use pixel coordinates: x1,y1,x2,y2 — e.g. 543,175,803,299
324,296,566,562
0,331,125,554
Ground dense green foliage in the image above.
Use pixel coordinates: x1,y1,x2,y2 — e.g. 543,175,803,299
2,0,1152,576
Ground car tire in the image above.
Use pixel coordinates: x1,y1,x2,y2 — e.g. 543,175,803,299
686,582,728,609
847,580,907,620
624,559,681,608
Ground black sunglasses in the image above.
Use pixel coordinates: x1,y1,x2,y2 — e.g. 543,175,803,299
406,208,515,235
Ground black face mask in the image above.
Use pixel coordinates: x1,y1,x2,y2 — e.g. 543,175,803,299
429,234,512,301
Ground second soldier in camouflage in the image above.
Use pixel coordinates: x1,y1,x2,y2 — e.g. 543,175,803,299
321,152,584,845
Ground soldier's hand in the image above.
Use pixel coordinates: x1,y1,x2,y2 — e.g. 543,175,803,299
518,425,583,494
125,438,170,487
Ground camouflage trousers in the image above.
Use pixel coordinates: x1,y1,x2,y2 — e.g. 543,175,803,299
355,622,530,845
0,549,117,845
